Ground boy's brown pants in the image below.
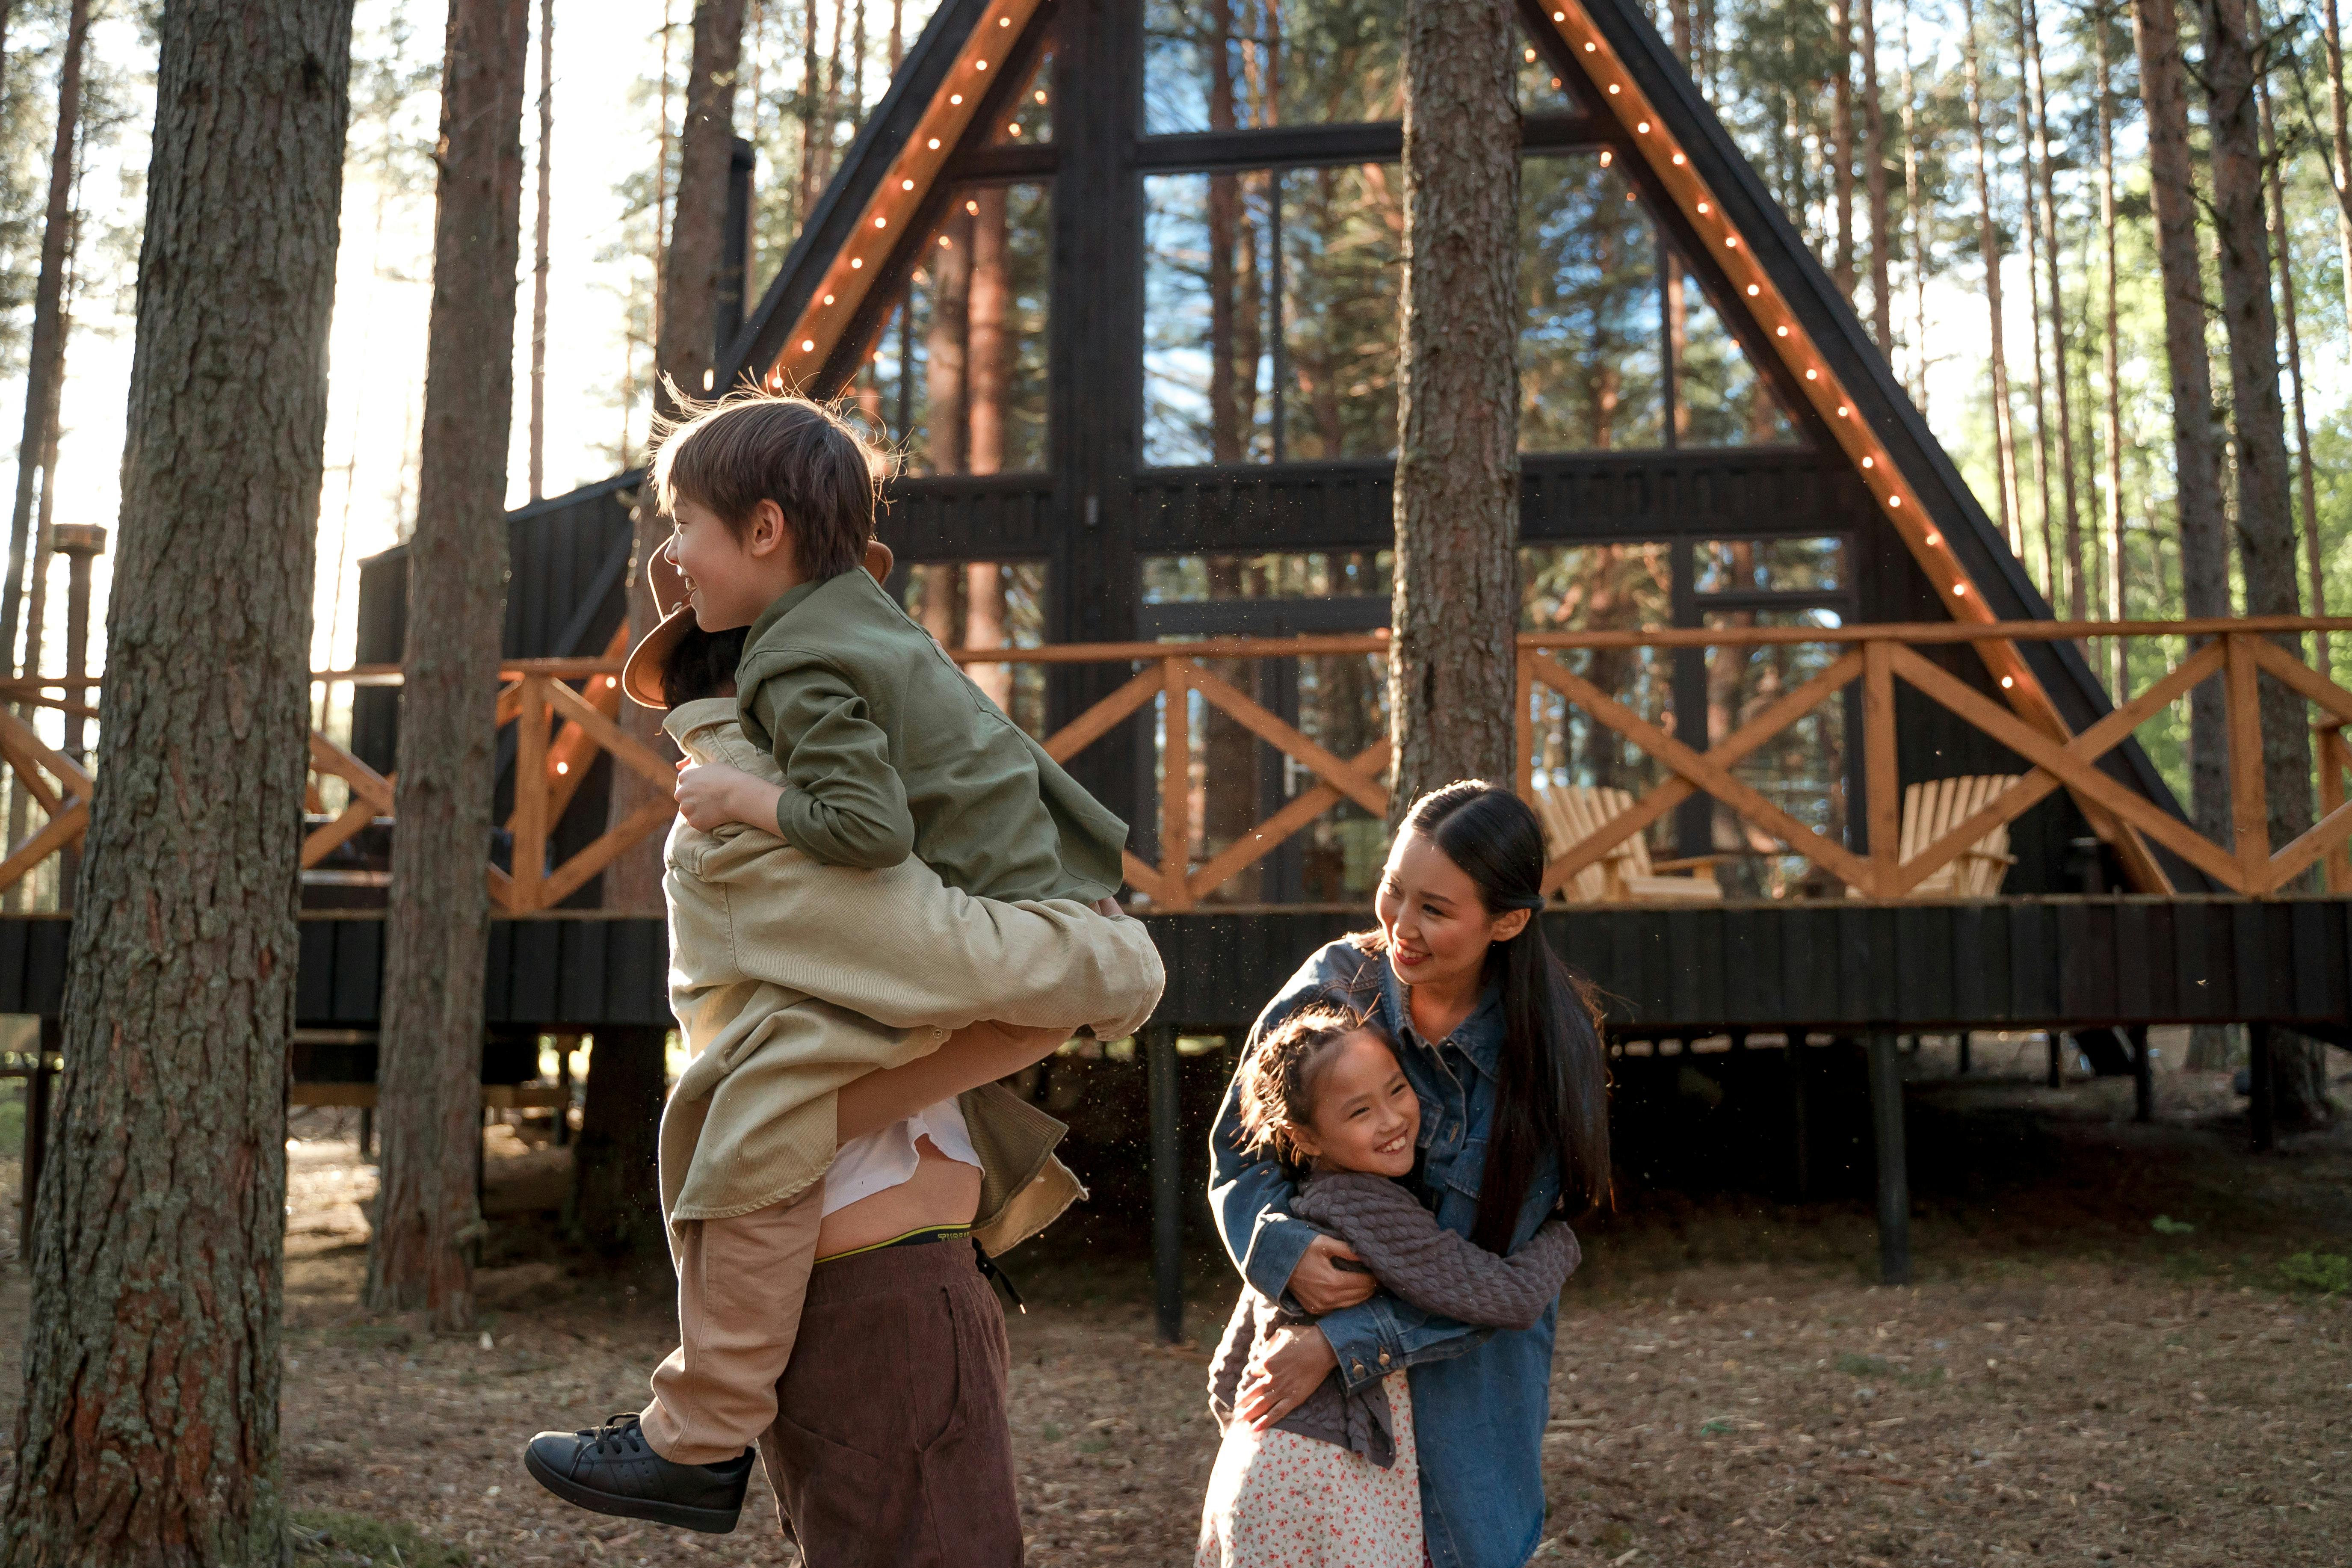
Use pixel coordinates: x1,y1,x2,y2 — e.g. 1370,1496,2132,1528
638,1183,824,1466
756,1235,1024,1567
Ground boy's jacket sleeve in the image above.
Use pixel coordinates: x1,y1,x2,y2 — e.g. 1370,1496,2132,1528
748,654,917,870
712,847,1167,1042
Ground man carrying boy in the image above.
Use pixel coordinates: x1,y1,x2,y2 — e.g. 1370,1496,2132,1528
524,396,1160,1564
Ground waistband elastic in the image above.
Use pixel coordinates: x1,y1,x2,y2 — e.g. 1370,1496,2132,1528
814,1223,972,1266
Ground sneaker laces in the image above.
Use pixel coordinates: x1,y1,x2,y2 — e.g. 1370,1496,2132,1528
585,1414,650,1458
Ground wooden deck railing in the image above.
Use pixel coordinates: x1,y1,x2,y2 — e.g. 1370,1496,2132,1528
0,616,2347,911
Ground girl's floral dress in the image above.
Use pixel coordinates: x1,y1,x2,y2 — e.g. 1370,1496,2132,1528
1195,1370,1420,1568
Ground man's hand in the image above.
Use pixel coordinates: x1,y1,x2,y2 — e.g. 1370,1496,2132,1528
1234,1324,1340,1430
674,759,784,833
1285,1232,1376,1314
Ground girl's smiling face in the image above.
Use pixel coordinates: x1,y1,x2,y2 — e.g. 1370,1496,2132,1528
1375,828,1531,994
1288,1029,1420,1177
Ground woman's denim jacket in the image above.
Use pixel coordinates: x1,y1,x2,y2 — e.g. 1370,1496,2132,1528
1209,936,1564,1568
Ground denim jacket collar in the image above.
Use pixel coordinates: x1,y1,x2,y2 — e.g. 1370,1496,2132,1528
1376,952,1506,1081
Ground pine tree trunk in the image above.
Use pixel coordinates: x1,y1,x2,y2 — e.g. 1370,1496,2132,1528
2024,0,2085,620
571,1026,670,1254
2097,15,2129,697
2260,77,2330,676
1389,0,1518,821
2014,21,2056,598
606,0,746,921
2,0,90,681
529,0,554,502
1830,0,1856,298
1961,0,2021,551
367,0,530,1332
2198,0,2330,1123
1859,0,1892,352
1900,0,1929,405
2320,0,2352,337
2130,0,2230,859
0,3,352,1559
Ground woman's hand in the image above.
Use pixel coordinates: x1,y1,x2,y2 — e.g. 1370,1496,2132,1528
1285,1232,1376,1314
675,760,783,833
1235,1324,1340,1430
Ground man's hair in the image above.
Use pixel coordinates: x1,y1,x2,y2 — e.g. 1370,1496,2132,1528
661,623,751,709
650,390,882,582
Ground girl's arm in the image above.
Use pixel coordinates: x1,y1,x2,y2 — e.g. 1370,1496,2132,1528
1300,1176,1580,1331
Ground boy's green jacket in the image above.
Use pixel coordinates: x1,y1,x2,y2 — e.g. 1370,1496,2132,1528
736,567,1128,902
657,699,1165,1257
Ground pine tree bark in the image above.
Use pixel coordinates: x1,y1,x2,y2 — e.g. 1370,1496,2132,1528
2014,18,2056,597
2197,0,2328,1122
606,0,746,917
0,3,353,1559
2097,15,2129,697
368,0,530,1331
1859,0,1893,352
3,0,90,682
1389,0,1518,821
2130,0,2230,860
529,0,554,501
1961,0,2021,551
2024,0,2085,619
1830,0,1857,299
2259,75,2329,675
571,1026,669,1253
2320,0,2352,334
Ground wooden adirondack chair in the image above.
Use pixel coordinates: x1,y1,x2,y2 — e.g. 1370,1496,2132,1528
1530,783,1728,903
1862,774,2021,898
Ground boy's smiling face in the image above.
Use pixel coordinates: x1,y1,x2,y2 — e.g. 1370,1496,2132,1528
667,494,805,630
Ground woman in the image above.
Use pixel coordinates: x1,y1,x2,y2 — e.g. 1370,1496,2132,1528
1207,781,1611,1568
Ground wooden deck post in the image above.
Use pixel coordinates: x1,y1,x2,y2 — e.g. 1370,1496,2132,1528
2045,1032,2063,1089
1865,1030,1913,1285
2130,1024,2153,1123
2248,1021,2275,1152
1146,1022,1185,1343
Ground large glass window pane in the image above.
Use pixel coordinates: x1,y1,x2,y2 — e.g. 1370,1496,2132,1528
1521,544,1675,800
989,40,1054,144
1520,155,1664,451
1694,537,1845,595
900,561,1049,736
1142,0,1405,134
1142,166,1402,467
1142,551,1392,602
849,181,1050,474
1672,261,1798,446
1701,607,1849,898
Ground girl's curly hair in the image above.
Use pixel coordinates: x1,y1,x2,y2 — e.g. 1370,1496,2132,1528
1234,1006,1389,1166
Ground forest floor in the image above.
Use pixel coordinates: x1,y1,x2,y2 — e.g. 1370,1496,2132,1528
0,1033,2348,1567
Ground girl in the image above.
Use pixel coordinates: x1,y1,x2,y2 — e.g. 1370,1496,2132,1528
1208,781,1611,1568
1198,1007,1583,1568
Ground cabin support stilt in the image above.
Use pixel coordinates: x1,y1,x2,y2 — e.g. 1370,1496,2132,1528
1866,1030,1913,1285
2130,1024,2153,1124
2248,1022,2276,1152
1146,1022,1185,1344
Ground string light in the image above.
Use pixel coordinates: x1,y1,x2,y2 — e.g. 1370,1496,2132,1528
874,216,888,228
1584,39,1596,49
1671,152,1685,165
1724,235,1738,248
1035,89,1047,104
965,198,979,214
1746,284,1760,295
998,14,1010,22
1555,9,1567,19
929,137,941,149
1837,406,1850,417
1890,495,1905,509
823,293,835,305
1008,122,1022,135
950,92,963,104
1925,531,1941,545
1599,149,1612,166
801,338,815,351
556,761,569,776
2000,675,2015,689
1636,121,1650,133
851,258,864,268
1805,368,1817,379
902,178,915,190
976,58,988,70
1525,46,1538,62
1696,201,1709,213
1861,455,1873,467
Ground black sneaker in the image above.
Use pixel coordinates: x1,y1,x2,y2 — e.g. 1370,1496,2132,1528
523,1414,753,1534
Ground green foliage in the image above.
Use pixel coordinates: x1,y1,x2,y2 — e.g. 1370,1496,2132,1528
290,1511,471,1568
2277,1251,2352,1296
2151,1214,2196,1235
1834,1352,1894,1377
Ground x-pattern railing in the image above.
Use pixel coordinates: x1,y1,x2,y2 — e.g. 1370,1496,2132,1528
2,616,2349,910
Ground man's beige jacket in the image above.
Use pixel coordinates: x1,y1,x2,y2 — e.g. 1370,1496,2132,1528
657,698,1164,1257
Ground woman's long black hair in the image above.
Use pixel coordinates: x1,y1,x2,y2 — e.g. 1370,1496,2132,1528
1402,780,1609,1251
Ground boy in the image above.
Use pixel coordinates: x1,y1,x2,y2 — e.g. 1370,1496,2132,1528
523,397,1159,1545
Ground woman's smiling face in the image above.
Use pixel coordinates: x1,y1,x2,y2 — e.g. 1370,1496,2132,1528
1376,828,1528,995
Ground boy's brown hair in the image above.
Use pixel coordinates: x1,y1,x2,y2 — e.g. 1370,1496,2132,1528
1234,1006,1388,1166
651,389,882,582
